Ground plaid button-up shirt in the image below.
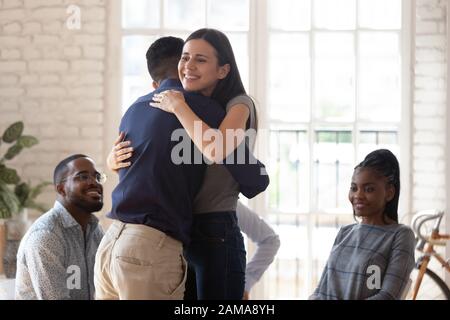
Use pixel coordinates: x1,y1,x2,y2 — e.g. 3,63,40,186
15,201,103,300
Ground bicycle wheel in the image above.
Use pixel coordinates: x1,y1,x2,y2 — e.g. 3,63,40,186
408,268,450,300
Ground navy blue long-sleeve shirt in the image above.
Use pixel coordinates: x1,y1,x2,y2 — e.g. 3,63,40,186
108,79,225,245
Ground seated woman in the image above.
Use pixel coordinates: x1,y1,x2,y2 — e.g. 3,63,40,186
310,149,415,300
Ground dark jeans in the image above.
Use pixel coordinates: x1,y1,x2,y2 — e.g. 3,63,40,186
184,211,246,300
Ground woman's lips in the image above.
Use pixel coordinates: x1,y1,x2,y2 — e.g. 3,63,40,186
354,203,366,210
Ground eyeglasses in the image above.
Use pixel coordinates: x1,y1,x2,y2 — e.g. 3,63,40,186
60,172,107,185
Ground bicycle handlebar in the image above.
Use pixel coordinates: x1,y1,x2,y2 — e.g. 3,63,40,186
413,210,445,245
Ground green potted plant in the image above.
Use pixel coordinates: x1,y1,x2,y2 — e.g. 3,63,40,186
0,121,50,278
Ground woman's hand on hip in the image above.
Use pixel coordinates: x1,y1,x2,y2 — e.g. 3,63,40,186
107,132,133,173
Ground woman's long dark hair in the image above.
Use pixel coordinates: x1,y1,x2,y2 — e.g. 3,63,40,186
185,28,246,109
354,149,400,223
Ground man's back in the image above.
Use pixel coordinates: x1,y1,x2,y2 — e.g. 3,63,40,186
108,78,225,245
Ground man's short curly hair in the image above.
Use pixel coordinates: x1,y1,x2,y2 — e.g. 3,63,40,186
53,154,88,185
146,36,184,83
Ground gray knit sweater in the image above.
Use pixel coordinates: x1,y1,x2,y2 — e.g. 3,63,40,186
310,223,416,300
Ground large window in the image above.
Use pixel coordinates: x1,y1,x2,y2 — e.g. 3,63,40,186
265,0,404,299
120,0,408,299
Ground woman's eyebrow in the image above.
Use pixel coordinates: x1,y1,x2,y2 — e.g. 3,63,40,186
351,182,376,186
182,52,209,59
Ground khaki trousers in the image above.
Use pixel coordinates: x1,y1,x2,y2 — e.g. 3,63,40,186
94,220,187,300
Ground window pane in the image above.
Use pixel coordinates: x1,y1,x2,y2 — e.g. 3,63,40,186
269,131,309,212
122,0,160,29
314,0,356,30
358,131,399,161
170,32,190,41
359,32,401,121
312,220,340,286
378,131,398,144
359,0,401,29
164,0,205,30
268,33,310,122
269,0,311,31
314,33,355,121
207,0,249,31
227,33,249,91
267,214,308,299
359,32,399,56
122,36,158,113
359,131,376,144
314,131,354,211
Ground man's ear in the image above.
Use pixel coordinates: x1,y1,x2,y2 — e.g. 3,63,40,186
218,64,230,79
56,183,66,197
386,184,395,202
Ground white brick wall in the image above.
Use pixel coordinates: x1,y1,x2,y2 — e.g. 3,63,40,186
0,1,106,216
413,0,448,213
414,1,449,287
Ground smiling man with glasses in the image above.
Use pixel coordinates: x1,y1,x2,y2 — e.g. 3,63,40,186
15,154,105,300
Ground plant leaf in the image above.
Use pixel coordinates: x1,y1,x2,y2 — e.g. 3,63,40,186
17,136,39,148
2,121,24,143
4,144,23,160
0,182,20,218
0,200,12,219
0,167,20,184
14,182,30,205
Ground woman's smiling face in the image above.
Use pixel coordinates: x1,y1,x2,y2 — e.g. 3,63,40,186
349,167,395,224
178,39,229,97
